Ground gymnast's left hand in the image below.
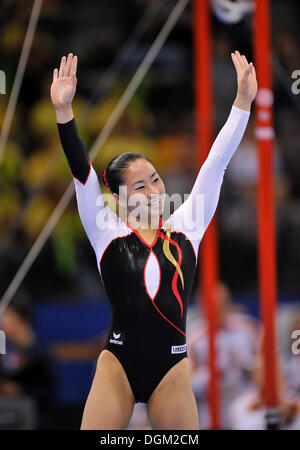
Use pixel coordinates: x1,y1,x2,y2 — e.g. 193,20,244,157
231,50,257,111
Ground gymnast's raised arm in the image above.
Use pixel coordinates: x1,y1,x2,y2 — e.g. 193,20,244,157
50,53,89,182
50,53,118,246
169,51,258,251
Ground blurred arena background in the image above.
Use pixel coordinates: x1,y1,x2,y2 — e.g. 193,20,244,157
0,0,299,430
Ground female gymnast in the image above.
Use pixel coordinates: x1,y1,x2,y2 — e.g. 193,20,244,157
50,50,257,430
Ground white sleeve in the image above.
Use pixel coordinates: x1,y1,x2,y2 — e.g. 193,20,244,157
169,105,250,259
73,163,121,248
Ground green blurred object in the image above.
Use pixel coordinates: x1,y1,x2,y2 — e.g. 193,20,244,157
52,211,83,276
0,140,22,187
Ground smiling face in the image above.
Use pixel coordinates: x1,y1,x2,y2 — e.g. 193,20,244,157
112,158,166,227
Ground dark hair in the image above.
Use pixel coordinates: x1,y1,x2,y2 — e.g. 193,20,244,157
102,152,154,194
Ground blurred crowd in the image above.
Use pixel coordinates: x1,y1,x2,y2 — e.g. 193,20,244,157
0,0,299,429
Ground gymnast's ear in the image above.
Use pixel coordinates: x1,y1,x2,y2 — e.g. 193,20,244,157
112,192,119,203
112,192,126,208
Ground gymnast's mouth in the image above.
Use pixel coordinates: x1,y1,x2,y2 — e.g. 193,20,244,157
148,199,161,206
147,196,163,206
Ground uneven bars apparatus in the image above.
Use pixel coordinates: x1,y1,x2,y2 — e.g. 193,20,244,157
193,0,220,430
254,0,279,430
193,0,279,430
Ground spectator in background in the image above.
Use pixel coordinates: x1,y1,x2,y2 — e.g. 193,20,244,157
186,282,260,429
227,354,300,430
0,300,56,429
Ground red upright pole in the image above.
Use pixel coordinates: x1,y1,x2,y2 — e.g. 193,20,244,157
193,0,220,430
253,0,279,429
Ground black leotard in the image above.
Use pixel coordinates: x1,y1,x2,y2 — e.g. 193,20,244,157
57,106,250,403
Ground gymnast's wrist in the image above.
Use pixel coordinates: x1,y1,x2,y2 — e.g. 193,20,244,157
55,104,74,124
233,94,252,112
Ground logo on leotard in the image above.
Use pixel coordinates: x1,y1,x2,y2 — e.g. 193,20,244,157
109,330,124,346
171,344,186,354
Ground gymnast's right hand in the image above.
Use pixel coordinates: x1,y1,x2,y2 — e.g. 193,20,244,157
51,53,77,122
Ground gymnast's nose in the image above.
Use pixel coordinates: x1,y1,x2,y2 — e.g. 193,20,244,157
146,185,160,203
